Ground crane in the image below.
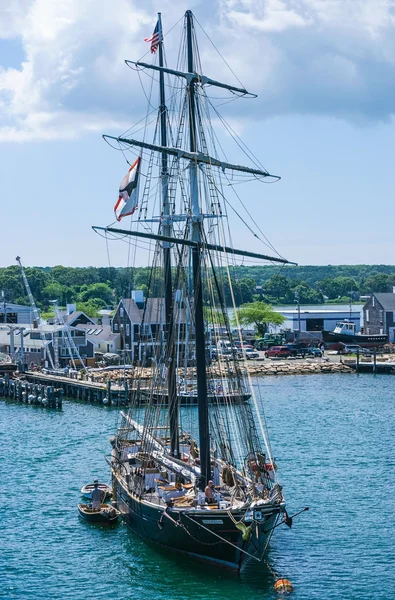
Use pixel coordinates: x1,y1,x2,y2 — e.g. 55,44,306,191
16,256,55,370
51,300,85,370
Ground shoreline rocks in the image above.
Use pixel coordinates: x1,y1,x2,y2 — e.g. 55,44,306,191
87,360,352,384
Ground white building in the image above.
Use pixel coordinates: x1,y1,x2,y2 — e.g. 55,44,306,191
275,308,361,340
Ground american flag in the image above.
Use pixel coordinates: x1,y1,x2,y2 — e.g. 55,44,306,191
144,20,162,54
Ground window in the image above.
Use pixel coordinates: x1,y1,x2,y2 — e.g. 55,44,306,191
379,310,384,323
380,328,383,334
126,324,130,335
365,310,369,322
114,323,119,331
372,296,375,307
120,307,124,317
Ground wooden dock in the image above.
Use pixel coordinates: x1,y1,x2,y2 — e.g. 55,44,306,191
23,371,130,406
345,360,395,373
0,375,63,407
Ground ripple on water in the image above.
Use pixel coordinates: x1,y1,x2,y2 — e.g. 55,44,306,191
1,373,395,599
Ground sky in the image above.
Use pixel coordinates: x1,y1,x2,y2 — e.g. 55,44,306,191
1,0,395,269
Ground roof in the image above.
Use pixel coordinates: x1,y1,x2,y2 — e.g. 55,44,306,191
373,293,395,310
0,329,47,349
0,303,33,311
121,299,143,324
76,324,120,342
120,297,187,325
64,310,96,326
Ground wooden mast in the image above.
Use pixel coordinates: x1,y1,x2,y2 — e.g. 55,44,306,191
158,13,179,458
186,9,211,488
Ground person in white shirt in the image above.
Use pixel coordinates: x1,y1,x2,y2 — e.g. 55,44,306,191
91,480,102,510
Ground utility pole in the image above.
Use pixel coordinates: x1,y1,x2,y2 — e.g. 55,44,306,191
295,289,301,341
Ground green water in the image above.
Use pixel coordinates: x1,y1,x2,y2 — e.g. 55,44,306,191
1,373,394,599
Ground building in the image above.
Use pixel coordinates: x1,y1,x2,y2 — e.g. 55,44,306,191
0,302,35,324
274,308,361,342
76,323,120,355
112,291,187,363
362,292,395,342
0,324,94,368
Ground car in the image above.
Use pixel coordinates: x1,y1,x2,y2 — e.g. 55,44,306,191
234,341,253,349
265,346,293,358
215,349,233,361
237,347,260,360
207,346,218,359
285,343,312,357
342,345,370,355
305,347,322,357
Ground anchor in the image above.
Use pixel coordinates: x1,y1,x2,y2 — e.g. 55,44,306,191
263,506,309,534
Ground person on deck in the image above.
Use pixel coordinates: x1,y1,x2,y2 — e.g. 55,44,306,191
91,480,102,511
205,480,215,504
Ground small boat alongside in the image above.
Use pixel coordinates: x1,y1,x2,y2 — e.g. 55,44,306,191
78,503,120,524
81,482,112,500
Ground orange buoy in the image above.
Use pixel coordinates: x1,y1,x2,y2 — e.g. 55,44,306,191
274,578,294,594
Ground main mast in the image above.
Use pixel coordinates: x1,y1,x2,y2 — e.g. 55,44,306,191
186,10,211,487
158,14,179,458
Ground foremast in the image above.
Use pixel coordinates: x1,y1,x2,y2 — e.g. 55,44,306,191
185,10,210,488
157,13,179,459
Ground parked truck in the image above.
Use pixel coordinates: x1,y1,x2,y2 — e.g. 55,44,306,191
254,333,286,351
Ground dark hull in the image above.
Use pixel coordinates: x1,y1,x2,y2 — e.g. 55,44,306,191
322,330,388,348
0,363,17,374
139,390,250,406
114,476,280,571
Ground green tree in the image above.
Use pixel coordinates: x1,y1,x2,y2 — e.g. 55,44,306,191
361,273,395,294
317,276,359,299
76,299,106,317
77,283,114,305
292,282,323,304
41,282,67,304
234,301,285,336
263,275,291,303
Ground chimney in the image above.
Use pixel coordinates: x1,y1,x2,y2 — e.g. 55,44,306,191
131,290,144,308
66,303,76,315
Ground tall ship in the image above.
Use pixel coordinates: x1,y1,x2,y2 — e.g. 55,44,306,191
94,10,299,573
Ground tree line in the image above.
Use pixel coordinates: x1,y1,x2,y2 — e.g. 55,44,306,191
1,264,395,317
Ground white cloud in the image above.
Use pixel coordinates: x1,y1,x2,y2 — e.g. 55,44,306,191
1,0,395,141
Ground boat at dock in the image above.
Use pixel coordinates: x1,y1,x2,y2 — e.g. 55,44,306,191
323,320,388,348
93,9,300,574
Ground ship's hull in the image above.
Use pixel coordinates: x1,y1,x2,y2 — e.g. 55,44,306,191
322,330,388,348
139,390,250,406
114,476,280,571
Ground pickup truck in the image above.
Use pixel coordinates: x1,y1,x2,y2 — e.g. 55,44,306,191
265,346,293,358
285,344,322,358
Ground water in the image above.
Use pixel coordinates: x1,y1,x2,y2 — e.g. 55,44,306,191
1,373,394,599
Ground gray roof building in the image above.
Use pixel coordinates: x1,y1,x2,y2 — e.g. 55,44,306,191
363,292,395,342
